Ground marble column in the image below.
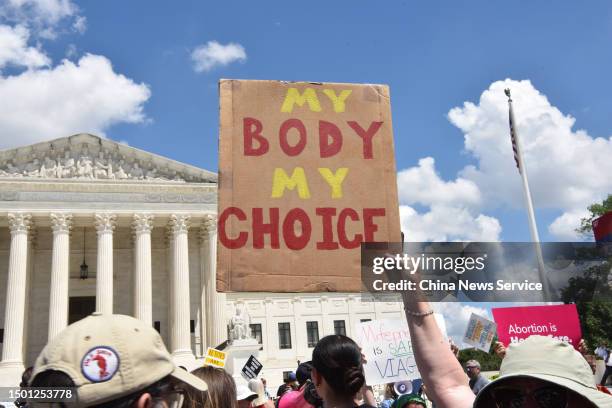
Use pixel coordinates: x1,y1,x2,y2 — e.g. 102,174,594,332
48,213,72,341
132,214,154,324
202,214,227,348
22,228,35,361
168,214,195,366
196,228,208,357
165,229,174,345
0,213,32,382
95,213,116,314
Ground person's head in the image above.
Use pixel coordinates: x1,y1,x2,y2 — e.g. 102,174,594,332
296,361,313,388
29,313,207,408
185,366,237,408
474,336,612,408
236,383,258,408
311,335,365,405
465,359,481,379
248,378,268,406
383,383,397,399
285,372,297,384
391,394,426,408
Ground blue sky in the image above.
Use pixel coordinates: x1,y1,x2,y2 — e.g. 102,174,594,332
1,0,611,243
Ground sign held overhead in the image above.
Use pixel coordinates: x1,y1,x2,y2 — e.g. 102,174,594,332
217,80,401,292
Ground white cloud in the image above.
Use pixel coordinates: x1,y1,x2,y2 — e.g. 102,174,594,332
1,0,83,38
448,79,612,239
548,209,589,240
0,53,151,147
0,24,50,69
400,205,501,242
398,157,481,207
191,41,246,72
397,157,501,242
71,15,85,34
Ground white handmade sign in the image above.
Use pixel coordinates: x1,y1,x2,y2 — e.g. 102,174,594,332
355,316,447,385
463,313,496,352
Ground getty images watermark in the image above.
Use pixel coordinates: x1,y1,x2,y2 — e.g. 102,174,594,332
360,242,612,302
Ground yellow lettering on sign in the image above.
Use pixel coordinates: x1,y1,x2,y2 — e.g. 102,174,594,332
281,88,322,113
271,167,311,199
318,167,349,198
322,89,352,113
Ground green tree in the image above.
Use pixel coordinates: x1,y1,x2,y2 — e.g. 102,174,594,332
565,194,612,349
457,348,501,371
576,194,612,238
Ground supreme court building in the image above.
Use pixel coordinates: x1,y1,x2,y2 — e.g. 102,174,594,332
0,134,403,387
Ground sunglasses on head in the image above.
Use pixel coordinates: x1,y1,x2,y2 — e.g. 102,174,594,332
491,384,567,408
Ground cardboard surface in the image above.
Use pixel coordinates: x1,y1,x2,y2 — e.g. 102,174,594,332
492,304,582,350
217,80,401,292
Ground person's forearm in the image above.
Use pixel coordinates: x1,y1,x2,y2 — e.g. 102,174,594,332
402,299,474,408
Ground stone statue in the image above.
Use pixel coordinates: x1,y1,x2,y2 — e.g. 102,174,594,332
130,162,144,179
3,161,23,177
229,305,251,342
61,151,75,178
115,160,128,179
94,151,112,179
77,155,94,178
42,157,57,178
24,158,41,177
145,167,160,180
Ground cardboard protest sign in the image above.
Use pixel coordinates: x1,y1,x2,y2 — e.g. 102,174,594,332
241,355,263,380
203,347,227,368
355,316,447,385
463,313,496,352
217,80,401,292
492,304,582,350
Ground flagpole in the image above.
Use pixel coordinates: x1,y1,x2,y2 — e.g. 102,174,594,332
505,88,550,300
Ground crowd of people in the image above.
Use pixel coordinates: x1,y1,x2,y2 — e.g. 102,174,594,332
13,292,612,408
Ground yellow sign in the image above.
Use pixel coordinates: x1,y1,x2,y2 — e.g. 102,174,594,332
204,347,226,368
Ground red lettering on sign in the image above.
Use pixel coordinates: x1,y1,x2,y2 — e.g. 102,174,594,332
218,207,248,248
338,208,362,248
244,117,269,156
316,207,339,250
363,208,385,241
279,119,307,156
282,208,311,250
347,121,383,159
319,121,343,158
252,208,280,249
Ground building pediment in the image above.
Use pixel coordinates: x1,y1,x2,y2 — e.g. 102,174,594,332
0,134,217,183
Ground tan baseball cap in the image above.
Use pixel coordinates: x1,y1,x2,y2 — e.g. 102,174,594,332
31,313,207,406
474,335,612,407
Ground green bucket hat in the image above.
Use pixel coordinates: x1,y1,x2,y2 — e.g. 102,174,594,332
391,393,427,408
474,335,612,408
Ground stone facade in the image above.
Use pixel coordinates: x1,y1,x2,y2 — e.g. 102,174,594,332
0,134,404,389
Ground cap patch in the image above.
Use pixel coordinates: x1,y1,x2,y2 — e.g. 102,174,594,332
81,346,120,382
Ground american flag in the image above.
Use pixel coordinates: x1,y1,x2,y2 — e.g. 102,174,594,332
509,114,521,173
506,89,522,174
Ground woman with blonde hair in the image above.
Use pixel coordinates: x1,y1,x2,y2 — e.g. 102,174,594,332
185,365,238,408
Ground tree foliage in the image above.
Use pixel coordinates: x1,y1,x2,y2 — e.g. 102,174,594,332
565,195,612,348
458,348,502,371
576,194,612,238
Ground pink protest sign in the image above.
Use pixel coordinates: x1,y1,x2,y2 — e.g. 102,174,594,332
492,304,582,350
